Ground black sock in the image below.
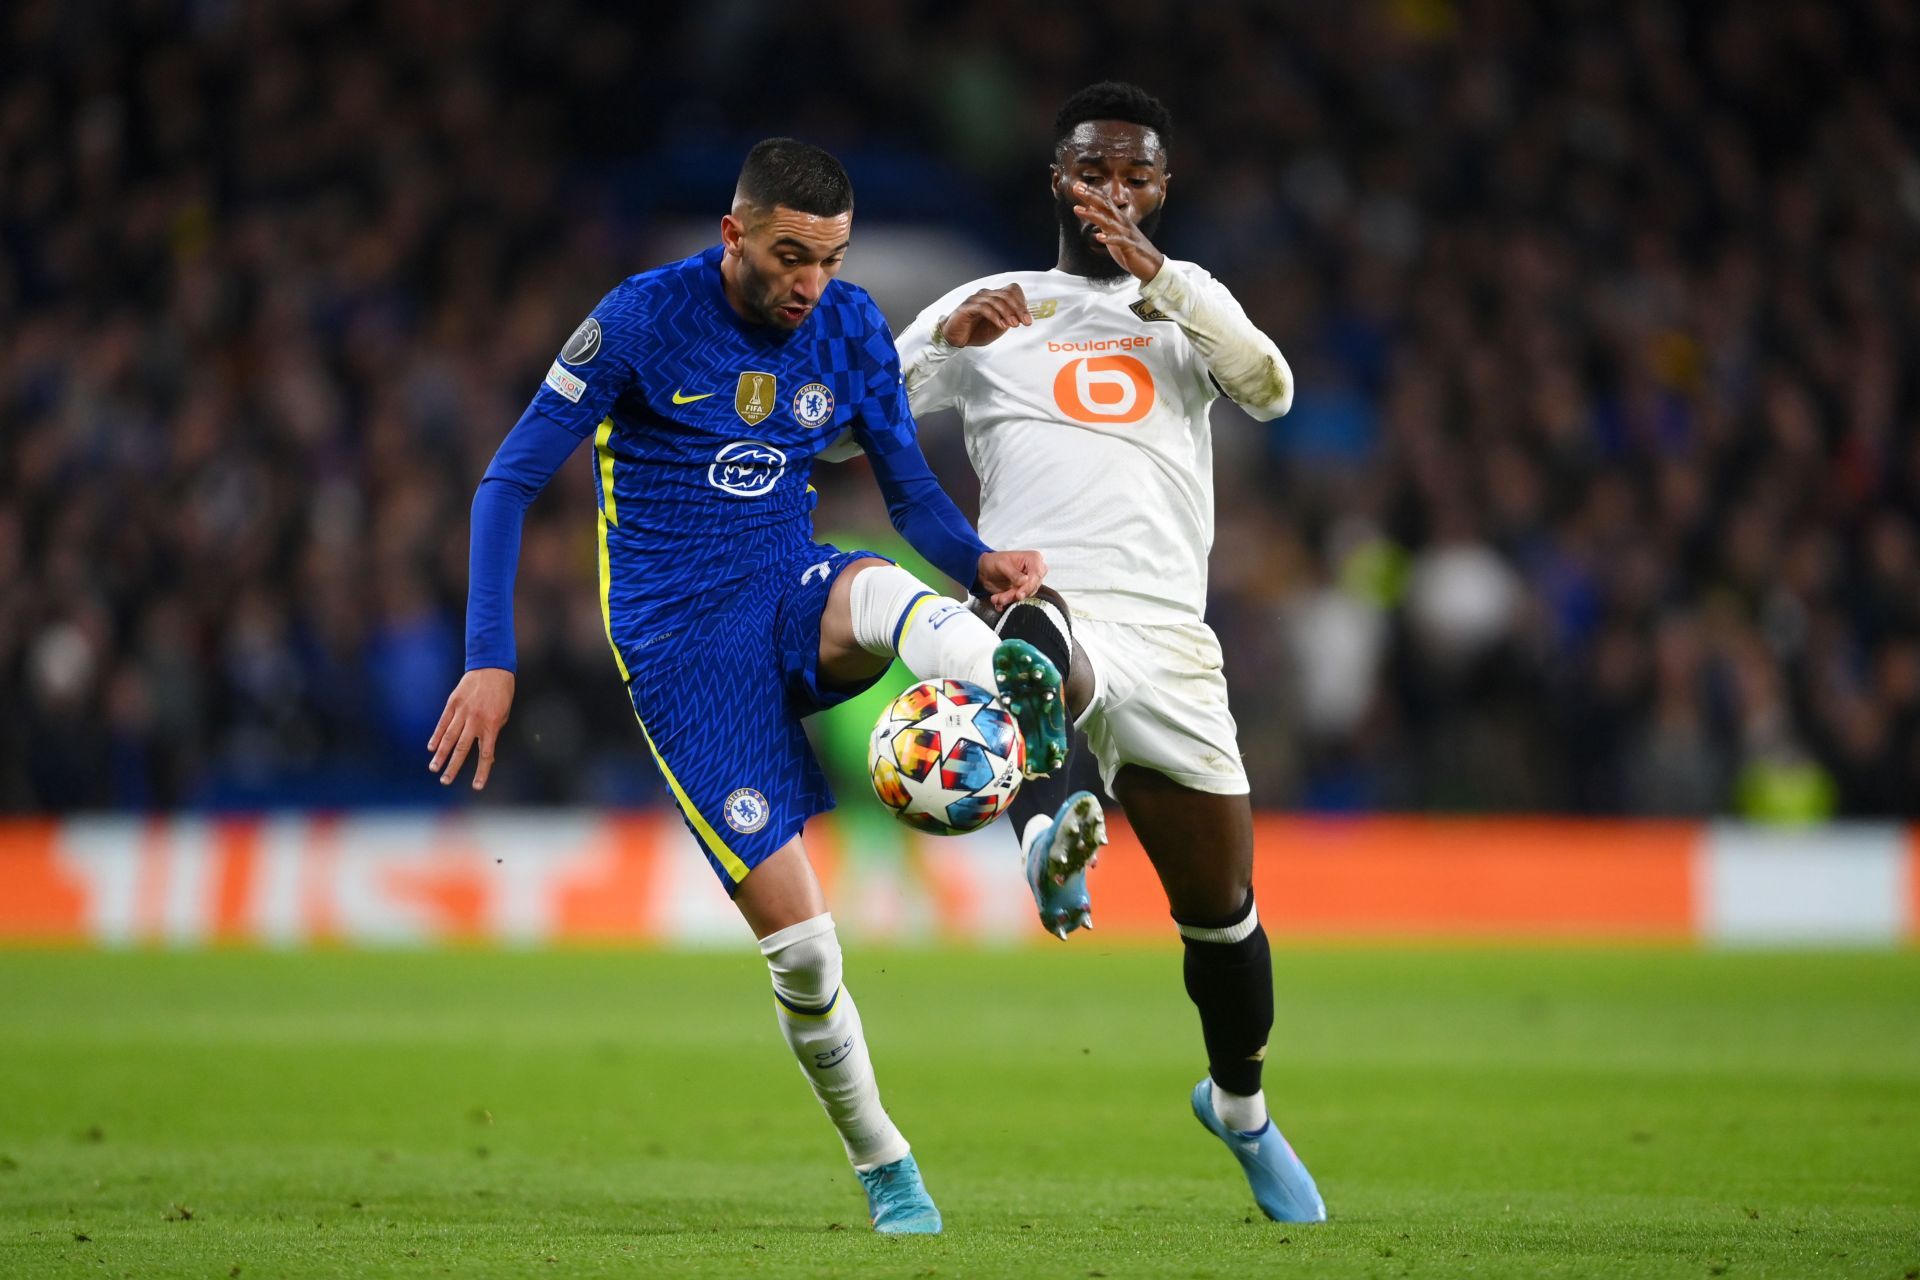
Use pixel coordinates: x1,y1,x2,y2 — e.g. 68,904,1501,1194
997,591,1080,840
1009,755,1078,842
1175,891,1273,1098
995,593,1073,687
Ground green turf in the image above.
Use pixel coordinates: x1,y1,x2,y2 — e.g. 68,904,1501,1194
0,945,1914,1278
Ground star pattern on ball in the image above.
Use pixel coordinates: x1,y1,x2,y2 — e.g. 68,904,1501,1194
930,684,1003,752
869,678,1026,836
894,753,965,826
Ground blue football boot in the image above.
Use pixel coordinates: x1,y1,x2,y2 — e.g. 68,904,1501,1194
1024,790,1107,939
1190,1079,1327,1223
992,639,1067,778
857,1153,942,1234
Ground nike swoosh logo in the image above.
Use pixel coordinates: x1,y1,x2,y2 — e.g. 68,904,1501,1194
671,389,715,404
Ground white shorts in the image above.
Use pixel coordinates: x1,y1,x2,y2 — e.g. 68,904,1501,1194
1072,616,1249,796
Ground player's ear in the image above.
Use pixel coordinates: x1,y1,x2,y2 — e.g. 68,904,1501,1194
1048,162,1065,200
721,212,746,256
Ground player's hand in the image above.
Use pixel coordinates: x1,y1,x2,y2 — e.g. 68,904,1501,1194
428,668,515,790
1072,181,1166,283
940,285,1032,348
977,549,1047,611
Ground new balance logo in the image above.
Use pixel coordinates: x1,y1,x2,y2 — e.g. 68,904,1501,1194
801,561,832,586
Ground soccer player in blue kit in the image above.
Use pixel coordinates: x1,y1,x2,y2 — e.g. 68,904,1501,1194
425,139,1068,1234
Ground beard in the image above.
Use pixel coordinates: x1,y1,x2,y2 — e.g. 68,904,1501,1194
731,253,813,329
738,263,786,326
1055,194,1164,278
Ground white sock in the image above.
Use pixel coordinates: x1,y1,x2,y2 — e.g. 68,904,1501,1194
1020,813,1053,854
1211,1079,1269,1134
760,913,910,1171
848,564,997,689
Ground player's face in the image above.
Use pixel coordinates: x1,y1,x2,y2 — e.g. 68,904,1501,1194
1050,121,1169,275
720,205,852,330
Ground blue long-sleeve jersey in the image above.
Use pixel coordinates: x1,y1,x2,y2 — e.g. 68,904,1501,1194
464,245,991,673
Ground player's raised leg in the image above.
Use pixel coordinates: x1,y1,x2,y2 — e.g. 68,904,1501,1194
818,557,1067,775
1116,765,1325,1223
983,589,1104,937
734,841,941,1234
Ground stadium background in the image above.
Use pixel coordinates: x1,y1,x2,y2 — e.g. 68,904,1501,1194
4,0,1918,947
1,5,1916,1277
8,0,1920,823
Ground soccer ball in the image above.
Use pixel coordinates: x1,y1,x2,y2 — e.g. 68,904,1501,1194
868,678,1025,835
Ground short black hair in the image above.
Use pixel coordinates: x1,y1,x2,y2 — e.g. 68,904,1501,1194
735,138,854,217
1054,81,1172,155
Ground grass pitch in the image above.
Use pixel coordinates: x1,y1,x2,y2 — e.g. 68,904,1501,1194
0,944,1914,1279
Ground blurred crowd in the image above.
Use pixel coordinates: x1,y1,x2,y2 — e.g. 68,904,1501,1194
4,0,1919,818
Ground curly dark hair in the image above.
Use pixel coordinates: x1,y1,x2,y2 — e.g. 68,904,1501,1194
1054,81,1173,154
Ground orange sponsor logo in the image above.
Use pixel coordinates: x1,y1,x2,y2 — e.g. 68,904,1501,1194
1052,353,1155,424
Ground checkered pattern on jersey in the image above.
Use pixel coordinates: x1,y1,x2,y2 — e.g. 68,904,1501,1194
517,246,920,672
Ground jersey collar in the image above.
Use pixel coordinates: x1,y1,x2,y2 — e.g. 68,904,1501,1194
1046,265,1142,290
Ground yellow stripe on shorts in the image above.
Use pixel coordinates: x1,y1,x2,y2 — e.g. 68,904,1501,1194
629,709,750,883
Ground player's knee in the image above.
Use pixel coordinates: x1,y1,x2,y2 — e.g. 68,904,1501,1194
1168,877,1255,931
822,557,889,644
1064,652,1095,719
847,561,936,656
837,556,894,614
759,912,843,1012
992,585,1068,635
1175,886,1258,934
994,586,1075,682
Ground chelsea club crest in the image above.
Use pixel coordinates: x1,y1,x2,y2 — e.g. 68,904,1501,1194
792,382,835,429
724,787,771,834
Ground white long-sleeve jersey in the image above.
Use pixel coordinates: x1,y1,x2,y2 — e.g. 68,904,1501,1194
896,259,1291,624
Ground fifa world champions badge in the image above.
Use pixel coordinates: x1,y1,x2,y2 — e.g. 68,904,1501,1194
735,372,776,426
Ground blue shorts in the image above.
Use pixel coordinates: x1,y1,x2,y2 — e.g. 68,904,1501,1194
623,543,890,893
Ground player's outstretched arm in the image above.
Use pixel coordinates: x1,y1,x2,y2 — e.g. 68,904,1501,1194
431,288,633,789
862,430,1047,610
430,411,585,789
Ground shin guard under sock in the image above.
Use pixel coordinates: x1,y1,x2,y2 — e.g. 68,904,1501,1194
1176,892,1274,1106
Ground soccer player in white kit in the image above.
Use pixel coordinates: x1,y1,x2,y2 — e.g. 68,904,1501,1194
894,82,1327,1224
